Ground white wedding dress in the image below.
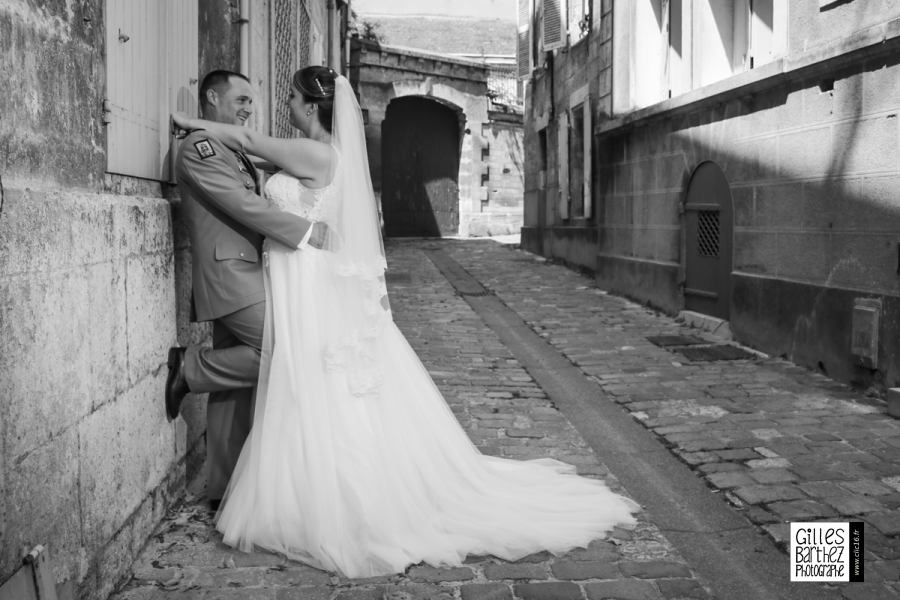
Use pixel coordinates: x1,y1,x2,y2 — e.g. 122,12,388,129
214,171,639,578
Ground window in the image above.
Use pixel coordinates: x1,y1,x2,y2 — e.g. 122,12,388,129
613,0,787,114
518,0,595,72
558,85,592,221
569,104,585,217
105,0,198,181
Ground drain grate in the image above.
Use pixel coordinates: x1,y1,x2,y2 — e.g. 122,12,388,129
678,345,757,362
647,334,707,347
648,334,757,362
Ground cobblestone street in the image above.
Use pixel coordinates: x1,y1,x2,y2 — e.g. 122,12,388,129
110,239,900,600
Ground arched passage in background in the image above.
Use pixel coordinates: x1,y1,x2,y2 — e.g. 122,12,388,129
683,161,734,320
381,96,462,237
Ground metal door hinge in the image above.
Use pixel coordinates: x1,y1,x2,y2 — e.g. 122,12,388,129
101,99,112,125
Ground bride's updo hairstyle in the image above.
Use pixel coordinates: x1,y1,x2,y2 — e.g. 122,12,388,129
293,66,337,133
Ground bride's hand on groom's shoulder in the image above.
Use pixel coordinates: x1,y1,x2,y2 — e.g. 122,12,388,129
170,112,195,138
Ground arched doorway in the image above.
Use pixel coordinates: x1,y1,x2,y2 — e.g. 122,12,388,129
683,161,734,320
381,97,461,237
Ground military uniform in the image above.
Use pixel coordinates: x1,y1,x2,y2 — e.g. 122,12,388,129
176,129,310,501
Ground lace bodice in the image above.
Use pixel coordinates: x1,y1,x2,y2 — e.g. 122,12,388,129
265,171,332,221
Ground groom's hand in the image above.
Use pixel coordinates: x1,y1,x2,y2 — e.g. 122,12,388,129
306,222,329,249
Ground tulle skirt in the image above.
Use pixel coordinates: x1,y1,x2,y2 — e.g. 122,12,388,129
215,245,639,578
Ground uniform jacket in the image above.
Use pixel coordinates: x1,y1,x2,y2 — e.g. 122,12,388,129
176,130,308,322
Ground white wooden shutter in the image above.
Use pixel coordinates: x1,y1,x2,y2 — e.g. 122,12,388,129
106,0,164,178
106,0,197,180
517,0,532,80
557,111,569,220
543,0,566,51
164,0,199,182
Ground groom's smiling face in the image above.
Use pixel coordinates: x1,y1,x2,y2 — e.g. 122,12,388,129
208,76,254,126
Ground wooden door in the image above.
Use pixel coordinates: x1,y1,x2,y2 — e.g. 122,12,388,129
684,161,733,319
382,97,460,237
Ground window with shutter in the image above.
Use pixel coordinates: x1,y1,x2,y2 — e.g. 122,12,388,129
568,85,591,219
749,0,786,68
543,0,566,51
164,0,199,182
105,0,198,181
517,0,533,80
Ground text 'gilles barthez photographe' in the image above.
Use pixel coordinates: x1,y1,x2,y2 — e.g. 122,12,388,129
790,522,864,582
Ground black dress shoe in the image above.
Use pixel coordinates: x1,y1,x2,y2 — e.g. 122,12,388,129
165,347,189,421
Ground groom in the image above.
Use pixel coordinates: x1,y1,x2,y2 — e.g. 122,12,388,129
165,69,324,509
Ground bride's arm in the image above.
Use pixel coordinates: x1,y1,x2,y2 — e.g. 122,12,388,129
247,155,279,174
172,113,330,181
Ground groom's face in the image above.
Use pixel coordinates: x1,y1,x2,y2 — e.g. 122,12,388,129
207,76,254,126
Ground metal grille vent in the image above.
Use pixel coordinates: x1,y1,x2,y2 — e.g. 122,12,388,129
697,210,720,257
271,0,297,138
297,3,310,70
271,0,311,138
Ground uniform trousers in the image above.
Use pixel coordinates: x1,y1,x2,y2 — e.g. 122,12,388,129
183,301,265,501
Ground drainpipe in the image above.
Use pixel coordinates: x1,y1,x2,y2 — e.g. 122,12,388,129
327,0,335,68
239,0,250,75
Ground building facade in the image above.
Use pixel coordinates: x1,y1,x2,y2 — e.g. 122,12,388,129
0,1,345,598
520,0,900,390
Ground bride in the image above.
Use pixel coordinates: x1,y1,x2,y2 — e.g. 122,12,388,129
172,66,638,578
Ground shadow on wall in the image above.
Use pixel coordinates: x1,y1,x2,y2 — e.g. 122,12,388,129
600,54,900,389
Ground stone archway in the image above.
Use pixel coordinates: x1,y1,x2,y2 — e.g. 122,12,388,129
350,40,495,237
381,96,462,237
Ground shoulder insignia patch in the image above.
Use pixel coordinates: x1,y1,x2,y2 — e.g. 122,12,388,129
194,139,216,159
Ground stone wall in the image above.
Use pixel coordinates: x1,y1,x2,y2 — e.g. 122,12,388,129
467,112,524,237
0,188,199,600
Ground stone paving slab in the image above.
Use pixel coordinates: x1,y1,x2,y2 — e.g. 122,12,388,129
443,239,900,599
109,241,712,600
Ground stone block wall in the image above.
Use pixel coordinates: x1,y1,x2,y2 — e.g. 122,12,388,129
467,114,524,237
0,187,206,600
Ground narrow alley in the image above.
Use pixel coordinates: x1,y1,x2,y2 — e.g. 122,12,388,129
110,239,900,600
